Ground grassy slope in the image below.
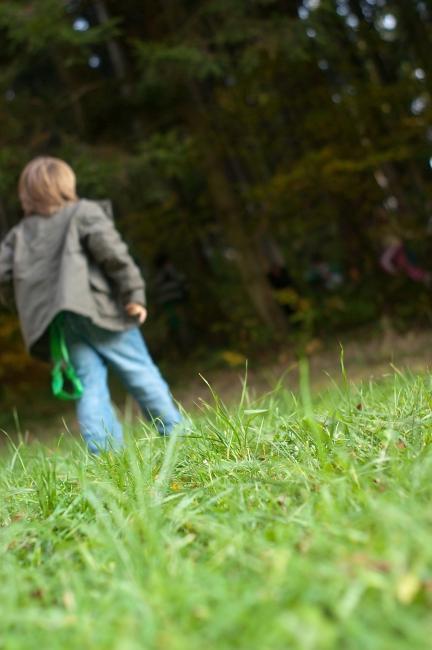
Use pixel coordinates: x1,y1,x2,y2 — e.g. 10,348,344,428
1,371,432,650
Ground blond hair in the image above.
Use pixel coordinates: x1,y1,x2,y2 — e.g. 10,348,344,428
19,156,78,216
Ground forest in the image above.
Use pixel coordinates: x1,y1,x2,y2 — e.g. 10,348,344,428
3,6,432,646
1,0,432,396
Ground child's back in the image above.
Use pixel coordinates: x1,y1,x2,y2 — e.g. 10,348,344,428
5,198,145,358
0,157,182,452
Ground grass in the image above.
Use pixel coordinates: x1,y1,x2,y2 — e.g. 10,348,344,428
1,369,432,649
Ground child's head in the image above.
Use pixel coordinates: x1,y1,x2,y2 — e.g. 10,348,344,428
19,156,78,216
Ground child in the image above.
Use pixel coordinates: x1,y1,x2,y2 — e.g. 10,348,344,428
0,156,182,453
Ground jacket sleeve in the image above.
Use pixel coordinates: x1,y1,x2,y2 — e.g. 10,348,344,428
78,204,146,306
0,230,14,283
0,230,15,306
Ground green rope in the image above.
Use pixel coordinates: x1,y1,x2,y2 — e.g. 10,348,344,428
50,314,84,401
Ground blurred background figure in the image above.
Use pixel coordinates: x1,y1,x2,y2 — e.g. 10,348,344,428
380,235,431,285
307,255,344,291
153,253,192,354
266,263,303,320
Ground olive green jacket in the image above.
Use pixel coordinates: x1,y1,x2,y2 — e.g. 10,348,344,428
0,199,146,359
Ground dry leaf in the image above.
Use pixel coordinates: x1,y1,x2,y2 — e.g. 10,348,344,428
62,590,76,612
396,574,420,604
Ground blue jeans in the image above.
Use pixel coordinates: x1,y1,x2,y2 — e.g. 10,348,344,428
63,313,182,453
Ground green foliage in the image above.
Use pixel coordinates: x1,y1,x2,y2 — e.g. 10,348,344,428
0,0,116,55
135,42,224,82
1,0,432,373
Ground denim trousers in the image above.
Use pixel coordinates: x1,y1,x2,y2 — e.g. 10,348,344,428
63,312,182,453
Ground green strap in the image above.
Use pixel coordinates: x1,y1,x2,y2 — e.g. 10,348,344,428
50,314,84,401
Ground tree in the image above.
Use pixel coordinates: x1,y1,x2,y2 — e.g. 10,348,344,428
1,0,432,379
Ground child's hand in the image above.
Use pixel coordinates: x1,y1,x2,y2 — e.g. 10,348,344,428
125,303,148,324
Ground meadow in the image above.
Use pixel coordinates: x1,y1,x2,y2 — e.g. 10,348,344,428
1,368,432,650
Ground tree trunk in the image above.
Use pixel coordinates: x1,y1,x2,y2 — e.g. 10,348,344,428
92,0,133,99
204,157,288,336
396,0,432,96
345,1,422,223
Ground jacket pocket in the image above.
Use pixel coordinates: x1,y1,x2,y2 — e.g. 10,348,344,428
89,268,112,293
88,269,120,317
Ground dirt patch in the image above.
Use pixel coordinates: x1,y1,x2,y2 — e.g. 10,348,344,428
175,326,432,409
